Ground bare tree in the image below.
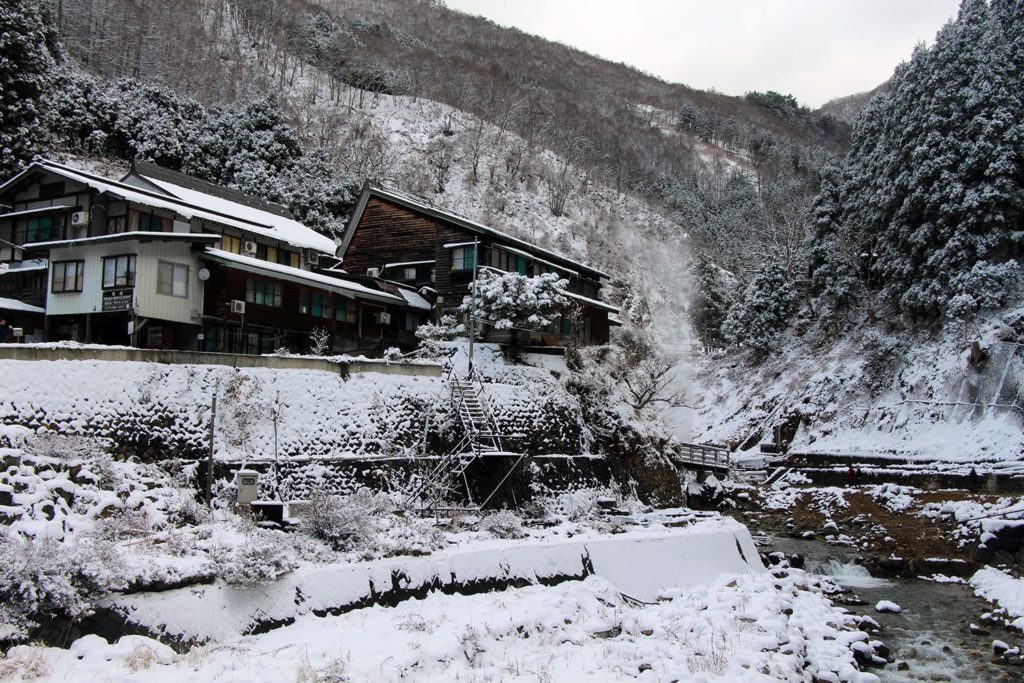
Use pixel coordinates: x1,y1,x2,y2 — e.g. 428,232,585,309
621,356,685,413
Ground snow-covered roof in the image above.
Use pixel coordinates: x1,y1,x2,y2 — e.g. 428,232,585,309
0,206,71,221
383,260,435,269
0,160,336,255
24,231,221,250
396,287,433,311
344,184,610,280
565,291,620,314
0,297,45,314
0,259,47,276
202,249,404,305
128,165,336,255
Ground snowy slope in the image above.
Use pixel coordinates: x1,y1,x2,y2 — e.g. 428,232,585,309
692,314,1024,467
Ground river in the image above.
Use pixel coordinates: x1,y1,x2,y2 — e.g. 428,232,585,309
765,535,1017,682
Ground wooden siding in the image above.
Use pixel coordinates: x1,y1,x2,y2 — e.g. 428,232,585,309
343,197,438,277
342,193,613,346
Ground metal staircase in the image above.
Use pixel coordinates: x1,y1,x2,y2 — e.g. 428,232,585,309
450,378,504,457
404,371,526,516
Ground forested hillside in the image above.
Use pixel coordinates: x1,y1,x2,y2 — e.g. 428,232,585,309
695,0,1024,458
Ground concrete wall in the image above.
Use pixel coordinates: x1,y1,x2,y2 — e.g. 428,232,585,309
0,345,442,377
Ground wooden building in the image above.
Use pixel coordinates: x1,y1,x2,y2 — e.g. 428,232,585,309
0,161,425,354
340,184,617,346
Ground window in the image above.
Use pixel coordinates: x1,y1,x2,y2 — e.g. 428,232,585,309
138,213,166,232
17,215,55,243
220,235,241,254
402,267,417,281
404,313,420,332
335,298,356,323
493,249,527,275
451,246,475,271
246,277,281,307
102,254,136,289
107,215,127,233
52,260,84,293
257,244,279,264
38,182,65,199
278,249,299,268
157,261,189,298
299,289,333,319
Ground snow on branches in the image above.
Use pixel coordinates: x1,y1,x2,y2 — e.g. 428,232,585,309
460,269,570,332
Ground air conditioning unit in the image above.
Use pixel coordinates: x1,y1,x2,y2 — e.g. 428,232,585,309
242,240,258,255
230,299,246,315
374,311,391,325
366,267,380,278
70,211,89,226
307,252,320,267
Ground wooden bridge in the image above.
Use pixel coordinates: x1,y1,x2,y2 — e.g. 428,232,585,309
670,443,731,473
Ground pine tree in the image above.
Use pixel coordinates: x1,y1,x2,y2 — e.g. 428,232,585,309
0,0,61,176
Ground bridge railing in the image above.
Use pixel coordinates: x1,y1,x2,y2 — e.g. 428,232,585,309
674,443,731,470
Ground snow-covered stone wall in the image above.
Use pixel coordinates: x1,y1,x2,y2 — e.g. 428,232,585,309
0,357,586,462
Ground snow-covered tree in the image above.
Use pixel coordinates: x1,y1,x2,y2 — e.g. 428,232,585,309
0,0,61,176
722,265,798,353
183,97,304,202
816,0,1024,321
460,269,569,332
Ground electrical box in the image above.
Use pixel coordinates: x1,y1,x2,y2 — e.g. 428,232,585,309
235,469,260,506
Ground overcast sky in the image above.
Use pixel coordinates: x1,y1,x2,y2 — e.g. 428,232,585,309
444,0,962,108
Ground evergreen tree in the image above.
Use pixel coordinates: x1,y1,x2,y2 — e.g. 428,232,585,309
721,264,797,353
0,0,61,176
183,98,304,202
819,0,1024,321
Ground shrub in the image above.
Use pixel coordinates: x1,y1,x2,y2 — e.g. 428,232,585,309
479,510,526,539
215,529,296,585
0,531,126,641
305,489,389,551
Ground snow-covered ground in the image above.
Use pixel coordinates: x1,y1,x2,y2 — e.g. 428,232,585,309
1,567,880,682
0,434,882,682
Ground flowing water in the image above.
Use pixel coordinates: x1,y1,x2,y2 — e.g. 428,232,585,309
767,536,1018,682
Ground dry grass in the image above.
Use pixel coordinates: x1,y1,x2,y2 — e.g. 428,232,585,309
0,647,53,681
294,652,349,682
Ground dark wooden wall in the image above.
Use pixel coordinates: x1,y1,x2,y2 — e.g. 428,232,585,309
202,265,417,352
343,197,439,276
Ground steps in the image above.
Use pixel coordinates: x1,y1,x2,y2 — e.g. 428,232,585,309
405,375,522,515
450,379,503,457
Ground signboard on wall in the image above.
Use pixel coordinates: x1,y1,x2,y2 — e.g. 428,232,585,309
101,288,133,312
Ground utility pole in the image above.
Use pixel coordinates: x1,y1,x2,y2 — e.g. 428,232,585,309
467,236,479,378
205,378,219,506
